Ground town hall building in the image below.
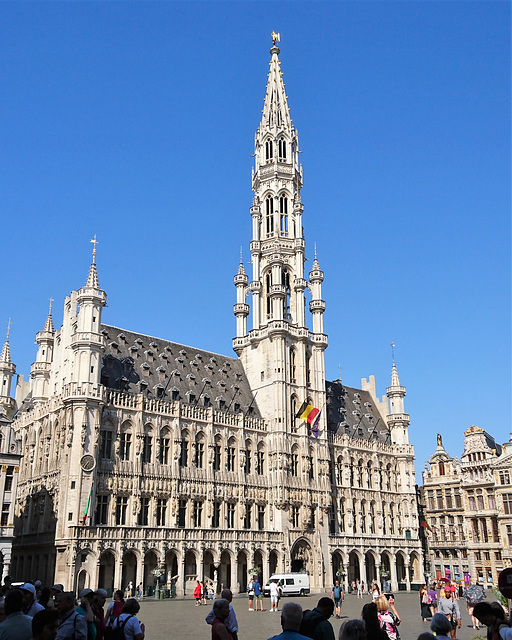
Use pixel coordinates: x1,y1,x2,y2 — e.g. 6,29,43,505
1,35,424,595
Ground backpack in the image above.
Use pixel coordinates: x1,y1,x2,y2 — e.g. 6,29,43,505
110,615,134,640
379,611,400,640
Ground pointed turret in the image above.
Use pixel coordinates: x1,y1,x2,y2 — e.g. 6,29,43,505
234,249,249,338
309,243,325,334
70,236,107,388
0,320,16,414
30,300,56,402
260,33,292,132
386,352,410,445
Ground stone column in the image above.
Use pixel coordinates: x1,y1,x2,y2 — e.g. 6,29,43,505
390,553,398,592
361,557,367,589
405,564,411,591
230,552,237,594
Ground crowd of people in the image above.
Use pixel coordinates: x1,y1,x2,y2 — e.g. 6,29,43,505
0,576,145,640
205,579,512,640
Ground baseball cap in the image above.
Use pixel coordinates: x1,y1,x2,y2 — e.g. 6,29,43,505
79,588,94,599
20,583,36,595
51,584,64,593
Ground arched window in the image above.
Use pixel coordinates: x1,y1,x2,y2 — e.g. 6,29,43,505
195,433,205,468
290,445,299,476
289,348,296,383
265,139,274,161
159,427,170,464
279,196,288,233
179,432,189,468
265,273,272,318
282,268,291,319
266,197,274,236
290,395,298,433
305,350,311,387
278,138,287,161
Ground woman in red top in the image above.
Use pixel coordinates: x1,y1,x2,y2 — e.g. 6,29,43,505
105,590,125,627
212,599,232,640
194,581,202,606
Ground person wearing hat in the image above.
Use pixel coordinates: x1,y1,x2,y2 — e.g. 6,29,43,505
76,589,97,640
55,591,87,640
430,612,452,639
19,583,45,618
50,585,64,609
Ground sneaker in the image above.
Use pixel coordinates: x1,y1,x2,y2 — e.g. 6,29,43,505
249,608,254,611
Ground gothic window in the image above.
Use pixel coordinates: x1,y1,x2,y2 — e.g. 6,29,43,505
119,432,132,461
115,496,128,526
159,430,170,464
244,503,252,529
256,448,265,475
358,460,364,488
265,197,274,236
339,499,345,532
369,501,376,533
258,505,265,530
95,495,109,525
213,441,221,472
195,435,204,468
282,268,291,318
227,439,236,472
290,448,299,477
386,464,392,491
305,351,311,387
227,503,235,528
137,497,150,526
266,273,272,317
308,450,314,480
179,436,189,468
212,501,220,528
265,139,273,161
193,501,203,527
280,196,288,234
349,458,355,486
100,430,112,459
244,442,252,474
142,435,152,463
291,505,299,528
278,138,287,161
367,461,373,488
178,500,187,527
290,349,296,383
291,395,298,433
156,498,167,526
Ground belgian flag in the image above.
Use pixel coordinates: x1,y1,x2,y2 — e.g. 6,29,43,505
296,401,320,424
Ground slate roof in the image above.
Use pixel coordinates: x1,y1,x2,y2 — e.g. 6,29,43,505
100,325,260,417
325,379,390,442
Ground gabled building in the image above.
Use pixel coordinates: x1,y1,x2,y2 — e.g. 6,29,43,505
8,36,423,595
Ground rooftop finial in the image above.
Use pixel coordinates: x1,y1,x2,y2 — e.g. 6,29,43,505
6,318,12,341
48,297,54,315
391,341,396,362
90,234,98,264
271,31,280,46
314,242,317,261
240,246,243,264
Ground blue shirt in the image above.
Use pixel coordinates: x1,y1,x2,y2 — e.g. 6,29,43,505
205,604,239,633
268,631,312,640
254,581,261,596
0,611,33,640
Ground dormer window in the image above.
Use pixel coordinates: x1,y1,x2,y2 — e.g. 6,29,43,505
203,395,211,407
165,346,172,353
159,353,168,360
155,385,164,398
171,388,180,401
209,357,217,365
129,345,138,353
176,357,184,364
190,360,199,367
217,397,226,410
195,354,203,361
136,338,143,346
149,341,158,348
156,366,166,373
118,333,126,342
187,373,196,381
186,391,196,404
141,362,150,371
180,349,187,357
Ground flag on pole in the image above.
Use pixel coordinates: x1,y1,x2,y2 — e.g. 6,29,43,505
420,520,432,532
311,410,321,438
82,482,94,526
296,401,320,425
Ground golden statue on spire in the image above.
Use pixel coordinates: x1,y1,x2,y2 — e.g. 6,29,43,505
271,31,280,46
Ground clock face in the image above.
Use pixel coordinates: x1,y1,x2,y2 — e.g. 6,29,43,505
80,454,95,472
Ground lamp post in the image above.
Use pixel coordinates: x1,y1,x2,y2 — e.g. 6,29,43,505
152,568,164,599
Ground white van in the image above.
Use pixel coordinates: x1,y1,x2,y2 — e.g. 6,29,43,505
263,573,310,597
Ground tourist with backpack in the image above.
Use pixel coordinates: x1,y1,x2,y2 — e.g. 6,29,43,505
375,595,400,640
110,598,144,640
300,598,335,640
330,582,344,619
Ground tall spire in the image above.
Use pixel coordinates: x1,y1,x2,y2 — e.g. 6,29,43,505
85,235,100,289
260,33,292,131
0,319,12,363
43,298,54,333
390,360,400,387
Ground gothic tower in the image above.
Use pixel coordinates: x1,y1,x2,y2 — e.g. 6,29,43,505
233,35,327,436
30,303,55,403
386,359,410,445
0,323,16,415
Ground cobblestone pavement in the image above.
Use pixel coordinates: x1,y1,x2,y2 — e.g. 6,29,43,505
137,591,489,640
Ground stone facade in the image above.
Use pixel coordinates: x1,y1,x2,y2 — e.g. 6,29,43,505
7,37,424,596
422,428,512,586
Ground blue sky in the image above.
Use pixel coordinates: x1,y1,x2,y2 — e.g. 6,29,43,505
1,1,510,476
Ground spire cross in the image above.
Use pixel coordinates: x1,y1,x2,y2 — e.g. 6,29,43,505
90,235,98,263
6,318,12,340
391,341,396,362
48,297,54,315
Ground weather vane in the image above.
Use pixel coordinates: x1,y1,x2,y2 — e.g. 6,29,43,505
271,31,280,46
6,318,12,340
48,297,54,315
90,235,98,263
391,341,396,361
